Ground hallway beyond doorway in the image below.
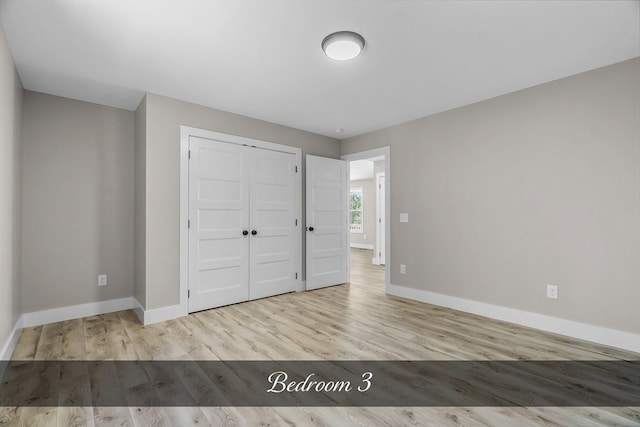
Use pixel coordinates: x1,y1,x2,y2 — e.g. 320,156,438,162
349,248,384,290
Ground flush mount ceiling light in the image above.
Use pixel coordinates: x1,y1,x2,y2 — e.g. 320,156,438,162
322,31,365,61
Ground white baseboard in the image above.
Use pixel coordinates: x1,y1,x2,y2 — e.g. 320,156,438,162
22,297,135,328
133,298,145,324
350,243,374,250
1,315,24,361
388,283,640,355
133,298,186,325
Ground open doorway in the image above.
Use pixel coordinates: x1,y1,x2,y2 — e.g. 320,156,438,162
342,148,390,293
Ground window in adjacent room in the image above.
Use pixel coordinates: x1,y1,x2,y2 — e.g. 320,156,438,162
350,188,363,233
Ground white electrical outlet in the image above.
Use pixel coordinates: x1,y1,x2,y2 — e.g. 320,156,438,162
98,274,107,287
546,284,558,299
400,264,406,274
400,213,409,223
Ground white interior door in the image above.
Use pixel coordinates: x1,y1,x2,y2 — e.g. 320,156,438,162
376,173,386,265
306,155,348,290
249,148,297,299
189,137,249,312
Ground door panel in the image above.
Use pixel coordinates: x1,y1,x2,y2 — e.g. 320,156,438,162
306,155,348,290
189,136,249,312
249,148,297,300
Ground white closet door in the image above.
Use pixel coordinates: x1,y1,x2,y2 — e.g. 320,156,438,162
189,137,249,312
305,155,348,290
249,148,297,299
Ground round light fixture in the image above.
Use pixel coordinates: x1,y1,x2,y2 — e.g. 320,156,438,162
322,31,365,61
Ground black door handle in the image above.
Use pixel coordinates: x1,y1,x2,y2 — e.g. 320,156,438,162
242,230,249,236
308,226,314,232
251,230,257,235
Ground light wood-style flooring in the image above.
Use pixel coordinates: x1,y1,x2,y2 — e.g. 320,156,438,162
2,249,639,426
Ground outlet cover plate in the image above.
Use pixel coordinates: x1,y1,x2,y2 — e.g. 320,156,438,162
546,284,558,299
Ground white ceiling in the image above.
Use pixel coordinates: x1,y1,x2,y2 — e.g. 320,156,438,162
1,1,638,139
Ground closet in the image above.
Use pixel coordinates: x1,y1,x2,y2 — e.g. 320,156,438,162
188,133,300,312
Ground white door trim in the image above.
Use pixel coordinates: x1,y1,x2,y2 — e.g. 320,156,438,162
180,126,302,315
341,147,390,293
375,172,386,265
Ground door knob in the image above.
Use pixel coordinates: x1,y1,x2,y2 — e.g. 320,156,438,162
242,230,249,236
308,226,314,231
251,230,258,235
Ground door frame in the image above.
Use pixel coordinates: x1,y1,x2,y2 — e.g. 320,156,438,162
375,172,386,265
341,147,390,293
180,126,302,315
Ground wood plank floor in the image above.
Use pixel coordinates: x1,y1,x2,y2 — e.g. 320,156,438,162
2,248,639,426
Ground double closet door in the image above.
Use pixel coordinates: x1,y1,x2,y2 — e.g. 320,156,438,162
188,136,298,312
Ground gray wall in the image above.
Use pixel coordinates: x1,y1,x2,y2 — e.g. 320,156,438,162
134,96,147,308
0,24,22,351
341,58,640,334
350,178,376,247
141,93,341,309
21,92,135,312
